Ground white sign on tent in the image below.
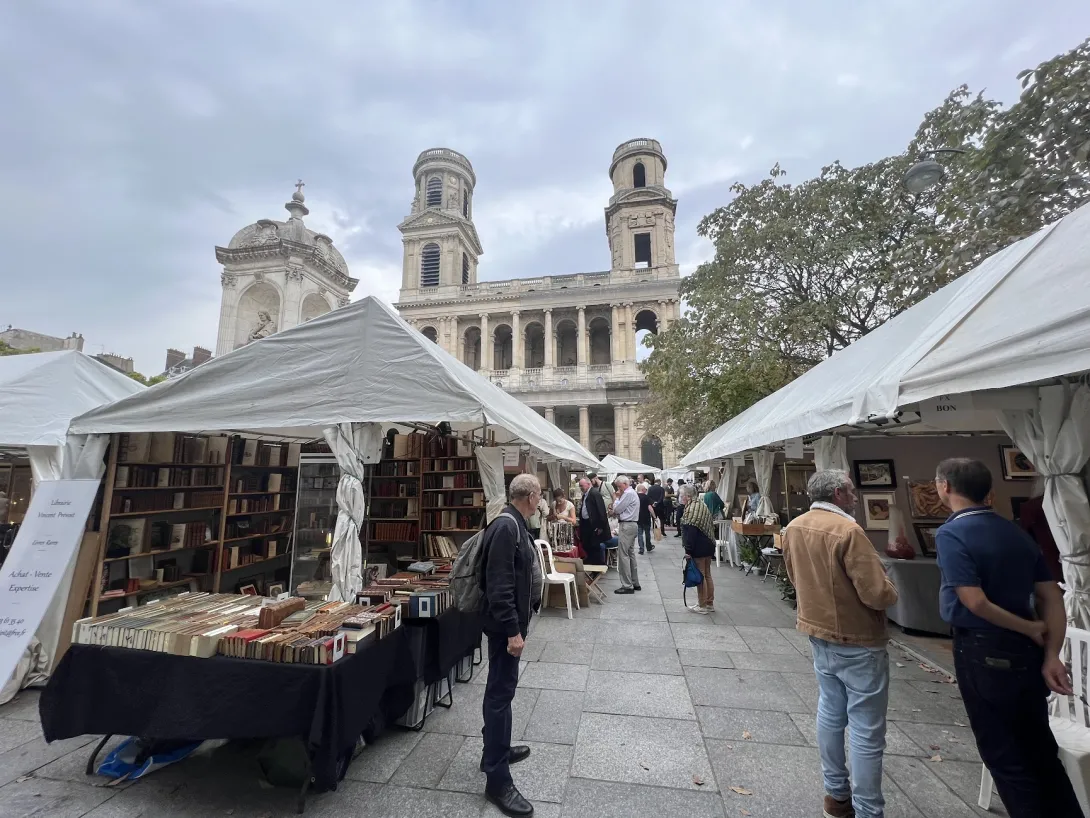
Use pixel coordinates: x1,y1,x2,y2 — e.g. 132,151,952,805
0,479,100,683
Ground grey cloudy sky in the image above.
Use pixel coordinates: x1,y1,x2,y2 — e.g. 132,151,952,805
1,1,1087,376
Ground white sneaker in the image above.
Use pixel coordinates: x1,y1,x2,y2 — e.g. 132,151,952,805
703,604,715,612
688,605,710,615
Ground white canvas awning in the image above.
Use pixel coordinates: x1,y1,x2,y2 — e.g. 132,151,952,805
598,454,662,479
70,297,599,469
683,201,1090,466
0,351,143,449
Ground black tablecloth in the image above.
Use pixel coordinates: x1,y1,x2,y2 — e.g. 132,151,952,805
39,626,416,791
404,609,482,683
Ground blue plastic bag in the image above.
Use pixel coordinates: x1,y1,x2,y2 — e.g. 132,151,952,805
683,555,703,588
96,737,203,783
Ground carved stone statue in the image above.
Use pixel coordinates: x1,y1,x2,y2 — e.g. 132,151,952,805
248,310,277,342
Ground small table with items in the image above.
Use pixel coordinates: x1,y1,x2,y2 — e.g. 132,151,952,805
732,521,782,576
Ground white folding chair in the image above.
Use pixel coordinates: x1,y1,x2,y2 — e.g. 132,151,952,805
535,538,580,620
715,520,735,567
978,627,1090,814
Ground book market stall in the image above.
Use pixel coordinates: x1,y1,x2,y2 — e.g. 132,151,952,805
683,201,1090,632
39,297,598,809
0,350,143,702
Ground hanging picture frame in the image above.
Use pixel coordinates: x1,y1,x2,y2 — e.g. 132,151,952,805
913,523,941,557
862,492,895,530
907,480,951,520
853,459,896,489
999,445,1039,480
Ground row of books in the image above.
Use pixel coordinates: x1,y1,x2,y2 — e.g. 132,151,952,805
224,517,292,540
231,439,302,468
421,493,484,509
354,565,455,620
232,472,294,495
389,433,426,460
228,495,293,515
423,535,459,560
371,498,419,517
423,458,476,472
423,510,483,531
376,460,418,477
369,521,418,541
221,540,280,570
421,436,474,459
372,482,418,498
115,466,225,489
107,519,215,557
111,491,222,514
119,433,230,465
423,474,482,490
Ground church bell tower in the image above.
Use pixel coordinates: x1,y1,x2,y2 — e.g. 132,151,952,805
604,139,677,274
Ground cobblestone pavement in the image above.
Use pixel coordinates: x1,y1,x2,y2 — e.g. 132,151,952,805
0,535,1003,817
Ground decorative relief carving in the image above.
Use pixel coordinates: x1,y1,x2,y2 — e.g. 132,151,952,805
285,269,305,283
253,272,265,283
248,311,277,342
338,296,350,308
221,273,236,288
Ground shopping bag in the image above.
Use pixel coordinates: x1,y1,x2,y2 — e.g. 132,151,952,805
653,526,663,542
682,555,704,588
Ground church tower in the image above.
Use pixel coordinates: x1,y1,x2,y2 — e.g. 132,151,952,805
604,139,677,273
398,148,483,293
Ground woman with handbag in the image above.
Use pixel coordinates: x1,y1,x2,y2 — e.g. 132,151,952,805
680,484,716,613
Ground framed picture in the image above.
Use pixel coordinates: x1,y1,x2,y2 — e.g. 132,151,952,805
1000,445,1039,480
854,460,896,489
907,480,951,520
238,583,259,596
913,523,942,557
266,583,285,597
862,492,895,530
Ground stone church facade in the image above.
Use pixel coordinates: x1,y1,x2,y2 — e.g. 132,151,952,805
394,139,682,467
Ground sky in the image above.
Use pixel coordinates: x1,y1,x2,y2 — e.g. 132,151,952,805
1,1,1087,376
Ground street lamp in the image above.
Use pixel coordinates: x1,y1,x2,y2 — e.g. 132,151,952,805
903,147,968,194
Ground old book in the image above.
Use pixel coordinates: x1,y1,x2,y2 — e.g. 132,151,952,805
149,433,176,464
190,625,238,658
286,443,301,468
241,439,258,465
267,473,282,493
119,433,151,463
206,436,229,465
114,466,130,488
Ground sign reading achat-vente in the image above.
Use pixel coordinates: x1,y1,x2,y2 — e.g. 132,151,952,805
0,479,101,683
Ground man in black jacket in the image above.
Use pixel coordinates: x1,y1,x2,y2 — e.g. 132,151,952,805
480,473,543,817
577,476,609,565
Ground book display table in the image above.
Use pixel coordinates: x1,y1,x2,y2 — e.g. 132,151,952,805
39,608,482,812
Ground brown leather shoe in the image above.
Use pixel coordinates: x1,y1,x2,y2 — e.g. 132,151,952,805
823,795,855,818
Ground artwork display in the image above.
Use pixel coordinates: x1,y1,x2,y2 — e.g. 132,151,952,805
862,492,896,530
913,523,941,557
907,480,951,520
239,584,259,596
1000,445,1039,480
266,583,285,597
854,460,896,489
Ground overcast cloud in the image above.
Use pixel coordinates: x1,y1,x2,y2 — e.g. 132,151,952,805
0,1,1086,375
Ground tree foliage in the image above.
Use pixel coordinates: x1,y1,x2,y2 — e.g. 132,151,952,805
642,38,1090,453
0,341,38,356
127,371,167,386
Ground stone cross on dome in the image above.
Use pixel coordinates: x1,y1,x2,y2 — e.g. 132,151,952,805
293,179,306,202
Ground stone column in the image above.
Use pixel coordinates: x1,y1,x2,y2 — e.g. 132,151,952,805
544,406,555,424
576,307,587,370
480,313,492,371
613,403,626,458
624,303,634,363
610,304,620,365
627,405,640,460
543,309,554,369
578,405,590,451
512,310,523,370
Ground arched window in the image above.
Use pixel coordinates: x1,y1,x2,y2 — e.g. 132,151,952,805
633,161,646,188
462,191,470,218
420,243,441,287
421,326,438,343
461,253,470,285
426,176,442,208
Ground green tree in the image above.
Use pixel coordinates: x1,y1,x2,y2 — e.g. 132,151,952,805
127,371,167,386
0,341,38,356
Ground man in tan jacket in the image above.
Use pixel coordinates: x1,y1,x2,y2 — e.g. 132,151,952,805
783,470,898,818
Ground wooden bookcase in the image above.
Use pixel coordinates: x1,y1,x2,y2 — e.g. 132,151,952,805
367,433,423,562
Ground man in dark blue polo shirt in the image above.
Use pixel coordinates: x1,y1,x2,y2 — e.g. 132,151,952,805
934,457,1082,818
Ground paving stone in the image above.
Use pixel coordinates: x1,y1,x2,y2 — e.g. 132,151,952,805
0,776,116,817
925,758,1004,816
736,626,800,655
884,755,983,816
571,712,715,792
676,649,735,669
484,800,563,818
685,667,810,712
520,637,549,662
523,689,583,745
590,644,682,676
558,777,727,818
524,618,600,644
696,706,807,745
31,734,133,786
670,623,749,652
594,621,674,648
780,671,819,712
887,679,966,724
665,607,719,624
437,736,572,803
389,732,466,788
715,603,795,627
346,783,485,818
598,604,667,622
0,720,41,755
421,681,492,737
895,722,980,762
0,691,41,723
728,650,814,673
584,670,695,720
344,728,424,784
538,642,592,665
788,713,929,757
520,662,589,692
775,627,813,656
0,733,97,788
707,738,824,816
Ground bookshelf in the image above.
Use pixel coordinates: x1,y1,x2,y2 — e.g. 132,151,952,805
91,432,230,615
367,432,423,559
421,438,484,560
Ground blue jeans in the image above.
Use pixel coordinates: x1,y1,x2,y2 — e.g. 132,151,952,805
810,637,889,818
638,524,651,553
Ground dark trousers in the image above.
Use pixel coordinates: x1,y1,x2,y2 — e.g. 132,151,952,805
638,524,652,553
674,505,684,530
579,520,604,565
953,628,1084,818
482,630,521,792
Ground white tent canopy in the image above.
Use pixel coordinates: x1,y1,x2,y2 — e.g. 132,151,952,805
597,454,662,480
0,351,143,449
684,201,1090,466
71,297,599,469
